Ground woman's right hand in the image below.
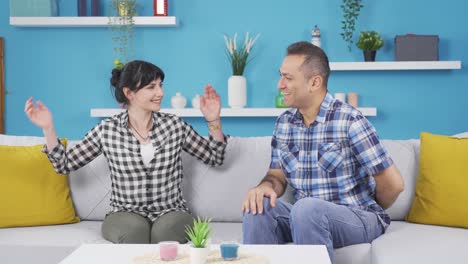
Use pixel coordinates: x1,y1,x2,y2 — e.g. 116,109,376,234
24,97,54,130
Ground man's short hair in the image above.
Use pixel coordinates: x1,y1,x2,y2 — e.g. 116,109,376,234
286,41,331,87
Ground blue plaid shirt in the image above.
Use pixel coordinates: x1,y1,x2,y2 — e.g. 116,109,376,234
270,92,393,229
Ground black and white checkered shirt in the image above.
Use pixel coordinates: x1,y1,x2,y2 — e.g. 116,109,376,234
43,111,227,221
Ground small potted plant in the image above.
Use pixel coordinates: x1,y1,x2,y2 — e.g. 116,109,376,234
185,217,212,264
356,30,384,62
114,0,136,16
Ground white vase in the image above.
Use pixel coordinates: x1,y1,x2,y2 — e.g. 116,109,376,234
190,246,209,264
191,94,201,109
171,92,187,109
228,75,247,109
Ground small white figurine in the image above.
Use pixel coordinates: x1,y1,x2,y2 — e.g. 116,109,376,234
191,94,201,109
171,92,187,109
311,25,321,48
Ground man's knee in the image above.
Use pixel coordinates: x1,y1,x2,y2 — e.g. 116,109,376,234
290,198,331,226
243,197,276,217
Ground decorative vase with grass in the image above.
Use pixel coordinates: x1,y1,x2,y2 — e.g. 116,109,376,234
224,32,260,109
356,31,384,62
185,217,211,264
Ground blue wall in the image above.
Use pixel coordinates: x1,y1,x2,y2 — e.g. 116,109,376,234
1,0,467,140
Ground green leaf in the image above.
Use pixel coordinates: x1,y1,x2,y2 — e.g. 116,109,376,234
356,30,384,51
185,217,212,248
339,0,364,52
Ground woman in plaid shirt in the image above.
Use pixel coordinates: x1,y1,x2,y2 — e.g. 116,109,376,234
25,60,227,244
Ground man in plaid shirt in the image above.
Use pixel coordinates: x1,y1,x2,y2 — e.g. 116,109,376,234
242,42,404,263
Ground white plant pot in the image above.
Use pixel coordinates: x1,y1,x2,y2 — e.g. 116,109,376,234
228,75,247,109
190,246,209,264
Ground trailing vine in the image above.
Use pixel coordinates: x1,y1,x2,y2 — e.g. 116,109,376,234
340,0,364,51
108,0,137,65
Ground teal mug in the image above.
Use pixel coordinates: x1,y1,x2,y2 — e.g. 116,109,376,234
220,243,239,260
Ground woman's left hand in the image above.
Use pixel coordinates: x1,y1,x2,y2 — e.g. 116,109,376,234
200,84,221,122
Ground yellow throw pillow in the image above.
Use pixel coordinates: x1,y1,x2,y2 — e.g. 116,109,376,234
0,139,80,228
406,132,468,228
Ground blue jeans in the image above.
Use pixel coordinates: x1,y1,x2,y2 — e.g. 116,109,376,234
242,197,384,263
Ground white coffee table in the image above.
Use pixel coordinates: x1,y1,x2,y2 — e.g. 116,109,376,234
59,244,331,264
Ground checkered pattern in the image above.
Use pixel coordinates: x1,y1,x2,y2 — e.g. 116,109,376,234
43,111,227,222
270,93,393,228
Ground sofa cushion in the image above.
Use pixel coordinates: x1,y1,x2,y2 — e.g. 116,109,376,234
210,222,243,243
0,221,108,247
407,132,468,228
380,140,419,220
68,137,291,222
213,222,372,264
0,139,80,228
211,222,371,264
0,245,76,264
182,137,295,222
0,134,47,146
335,244,371,264
453,132,468,138
371,221,468,264
67,148,112,221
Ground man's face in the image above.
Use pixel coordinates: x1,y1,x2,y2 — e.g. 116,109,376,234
277,55,312,108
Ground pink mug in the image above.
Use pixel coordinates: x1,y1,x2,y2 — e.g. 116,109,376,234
347,92,359,107
159,241,179,261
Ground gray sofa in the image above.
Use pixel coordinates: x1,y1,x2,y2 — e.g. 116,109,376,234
1,135,467,264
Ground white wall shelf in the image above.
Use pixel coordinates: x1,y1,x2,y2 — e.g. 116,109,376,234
90,107,377,118
330,61,461,71
10,16,177,27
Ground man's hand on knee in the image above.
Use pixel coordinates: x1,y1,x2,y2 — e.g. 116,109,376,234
241,185,277,215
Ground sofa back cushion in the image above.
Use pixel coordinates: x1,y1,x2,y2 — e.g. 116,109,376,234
1,135,423,223
68,137,295,222
182,136,295,222
67,150,112,220
381,140,419,220
183,138,420,222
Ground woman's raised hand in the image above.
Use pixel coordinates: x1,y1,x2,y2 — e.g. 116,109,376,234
24,97,54,130
200,84,221,122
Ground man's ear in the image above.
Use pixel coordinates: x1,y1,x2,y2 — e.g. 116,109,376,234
308,75,323,93
123,87,133,101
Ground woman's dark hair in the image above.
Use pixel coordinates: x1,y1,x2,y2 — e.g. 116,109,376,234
110,60,165,105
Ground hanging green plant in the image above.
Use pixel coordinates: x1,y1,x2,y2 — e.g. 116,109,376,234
340,0,364,52
108,0,137,67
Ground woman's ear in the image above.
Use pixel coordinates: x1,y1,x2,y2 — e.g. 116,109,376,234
123,87,133,101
